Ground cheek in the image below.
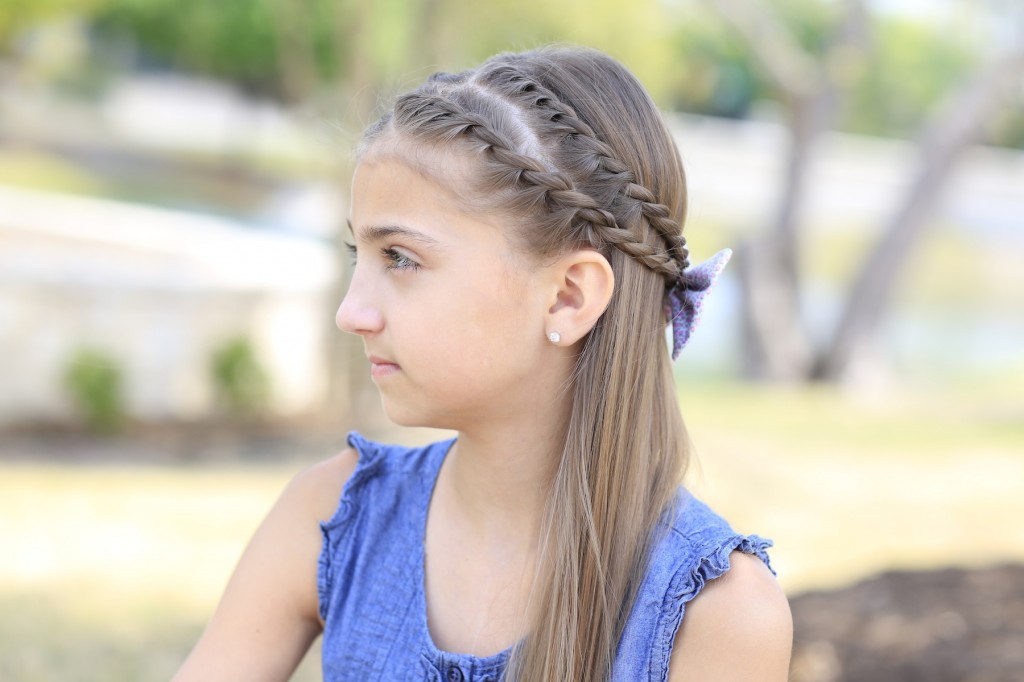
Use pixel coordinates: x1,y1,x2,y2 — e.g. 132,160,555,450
423,275,537,376
470,273,536,347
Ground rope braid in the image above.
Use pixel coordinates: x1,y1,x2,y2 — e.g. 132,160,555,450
394,91,625,251
477,61,691,279
392,64,690,287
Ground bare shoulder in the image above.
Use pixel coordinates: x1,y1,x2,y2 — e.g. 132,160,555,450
667,551,793,682
172,446,360,682
284,446,361,522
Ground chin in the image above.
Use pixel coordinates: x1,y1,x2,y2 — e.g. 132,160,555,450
380,399,432,429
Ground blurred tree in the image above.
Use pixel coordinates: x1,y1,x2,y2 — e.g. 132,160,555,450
705,0,870,381
842,17,980,139
210,336,270,416
665,23,762,119
0,0,91,54
816,45,1024,381
666,1,1022,146
8,0,1019,395
91,0,300,97
705,0,1024,383
63,347,125,434
0,0,103,87
73,0,690,109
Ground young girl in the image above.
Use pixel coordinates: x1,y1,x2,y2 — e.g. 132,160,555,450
174,46,792,681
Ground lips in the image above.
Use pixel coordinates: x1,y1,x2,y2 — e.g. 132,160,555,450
367,354,400,379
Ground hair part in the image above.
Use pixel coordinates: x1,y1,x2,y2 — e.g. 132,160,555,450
362,45,692,681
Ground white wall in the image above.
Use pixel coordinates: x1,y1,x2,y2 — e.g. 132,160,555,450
0,185,340,425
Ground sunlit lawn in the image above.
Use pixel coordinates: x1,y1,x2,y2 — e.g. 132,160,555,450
678,377,1024,592
2,379,1022,681
0,464,323,681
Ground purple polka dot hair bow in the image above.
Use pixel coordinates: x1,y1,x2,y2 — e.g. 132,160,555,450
666,248,732,360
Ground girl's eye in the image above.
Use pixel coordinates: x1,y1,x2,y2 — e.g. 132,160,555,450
344,241,358,266
381,247,420,271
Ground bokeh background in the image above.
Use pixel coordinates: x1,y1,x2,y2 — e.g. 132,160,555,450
1,0,1022,680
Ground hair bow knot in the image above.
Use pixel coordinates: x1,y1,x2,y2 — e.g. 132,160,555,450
666,248,732,360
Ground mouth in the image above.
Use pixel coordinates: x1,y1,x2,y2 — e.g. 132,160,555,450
367,354,400,379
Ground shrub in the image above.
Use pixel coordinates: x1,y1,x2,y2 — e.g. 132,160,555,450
63,348,126,434
210,336,270,416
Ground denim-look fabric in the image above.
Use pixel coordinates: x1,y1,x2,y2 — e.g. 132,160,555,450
318,432,774,682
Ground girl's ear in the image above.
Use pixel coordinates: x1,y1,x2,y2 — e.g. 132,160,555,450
544,249,615,346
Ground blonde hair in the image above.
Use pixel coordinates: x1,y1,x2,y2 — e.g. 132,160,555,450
362,46,691,681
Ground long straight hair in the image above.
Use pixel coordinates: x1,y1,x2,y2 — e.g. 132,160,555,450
362,46,692,681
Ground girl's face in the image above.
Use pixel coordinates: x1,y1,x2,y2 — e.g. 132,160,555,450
336,153,556,430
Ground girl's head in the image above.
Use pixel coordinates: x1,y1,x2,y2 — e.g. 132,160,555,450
342,46,692,681
359,46,690,330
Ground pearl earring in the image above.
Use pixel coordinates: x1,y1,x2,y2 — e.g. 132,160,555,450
547,331,561,344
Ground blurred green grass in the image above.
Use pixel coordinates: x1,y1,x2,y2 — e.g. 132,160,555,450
0,463,323,682
0,149,109,197
679,380,1024,593
1,381,1022,681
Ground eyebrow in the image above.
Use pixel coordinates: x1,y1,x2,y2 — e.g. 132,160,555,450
347,219,441,247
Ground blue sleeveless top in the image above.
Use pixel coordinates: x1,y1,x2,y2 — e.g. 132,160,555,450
318,432,774,682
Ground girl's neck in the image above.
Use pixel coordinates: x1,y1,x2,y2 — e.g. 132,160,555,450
428,342,575,552
439,411,566,554
423,418,565,657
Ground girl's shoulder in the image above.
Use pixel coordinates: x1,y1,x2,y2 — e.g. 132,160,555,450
277,445,360,534
658,492,792,679
282,431,445,545
614,490,787,680
654,491,775,574
316,431,452,530
666,549,792,680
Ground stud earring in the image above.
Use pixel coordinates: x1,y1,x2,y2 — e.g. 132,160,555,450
547,331,561,344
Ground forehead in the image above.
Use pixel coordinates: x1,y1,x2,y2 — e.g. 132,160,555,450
358,135,476,201
352,153,465,221
350,153,506,249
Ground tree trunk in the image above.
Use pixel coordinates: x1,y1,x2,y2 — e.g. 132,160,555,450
814,48,1024,382
269,0,320,105
709,0,867,381
738,98,816,380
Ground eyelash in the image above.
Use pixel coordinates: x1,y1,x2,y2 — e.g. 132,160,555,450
382,247,420,271
344,242,420,272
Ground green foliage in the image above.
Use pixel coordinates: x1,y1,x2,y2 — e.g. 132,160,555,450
210,336,270,416
87,0,445,100
842,18,980,139
663,2,1011,145
91,0,287,95
667,10,763,118
0,0,99,54
63,347,125,434
666,0,842,118
6,0,1016,147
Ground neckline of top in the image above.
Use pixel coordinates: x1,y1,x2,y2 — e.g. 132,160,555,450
413,437,516,676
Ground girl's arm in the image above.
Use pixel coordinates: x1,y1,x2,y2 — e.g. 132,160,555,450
668,551,793,681
172,449,359,682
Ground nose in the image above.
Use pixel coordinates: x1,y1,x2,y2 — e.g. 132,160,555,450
335,272,384,336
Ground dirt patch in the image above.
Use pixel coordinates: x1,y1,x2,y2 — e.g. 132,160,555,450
790,564,1024,682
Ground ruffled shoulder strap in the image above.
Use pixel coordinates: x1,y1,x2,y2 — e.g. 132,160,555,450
316,431,454,622
613,490,775,682
318,431,391,532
